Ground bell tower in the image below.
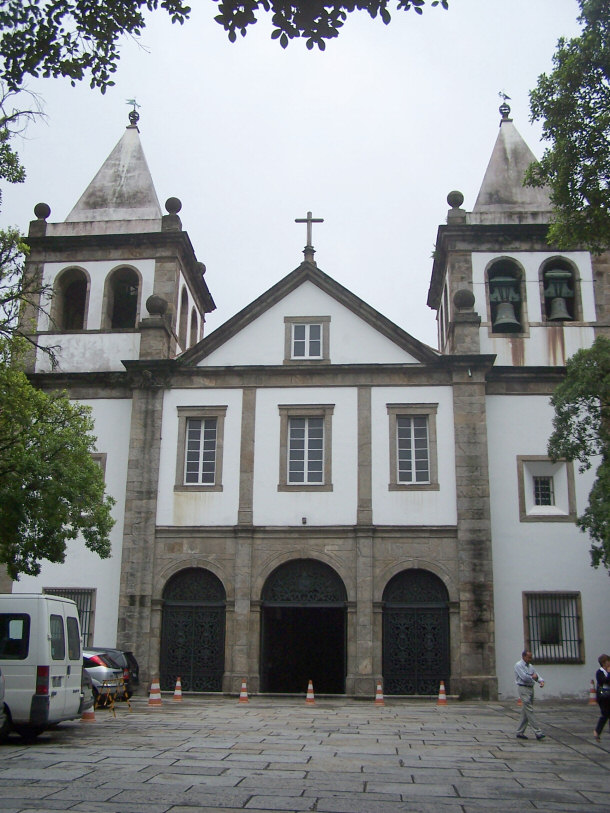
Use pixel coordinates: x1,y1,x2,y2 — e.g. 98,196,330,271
427,102,601,366
22,109,215,373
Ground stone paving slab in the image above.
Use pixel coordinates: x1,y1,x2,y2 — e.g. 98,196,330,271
0,697,608,811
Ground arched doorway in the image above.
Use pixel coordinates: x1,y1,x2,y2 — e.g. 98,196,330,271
159,568,226,692
382,569,450,695
260,559,347,694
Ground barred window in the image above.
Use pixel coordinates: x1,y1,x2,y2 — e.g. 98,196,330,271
524,592,583,663
44,588,95,648
534,475,555,506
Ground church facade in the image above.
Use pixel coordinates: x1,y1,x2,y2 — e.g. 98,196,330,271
12,105,609,700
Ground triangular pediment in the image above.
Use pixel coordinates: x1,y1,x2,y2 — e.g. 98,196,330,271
180,262,439,367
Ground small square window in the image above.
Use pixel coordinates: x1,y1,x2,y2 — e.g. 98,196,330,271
517,456,575,522
284,317,330,364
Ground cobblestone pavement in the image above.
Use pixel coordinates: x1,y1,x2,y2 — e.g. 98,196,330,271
0,696,608,812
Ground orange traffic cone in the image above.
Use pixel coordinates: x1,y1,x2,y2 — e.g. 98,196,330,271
305,679,315,704
81,705,95,723
238,679,249,703
437,680,448,706
589,679,597,705
374,681,385,706
517,696,522,706
148,678,162,706
173,676,183,702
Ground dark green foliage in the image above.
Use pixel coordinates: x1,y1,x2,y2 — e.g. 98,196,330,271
548,336,610,571
0,347,115,579
527,0,610,253
0,0,448,92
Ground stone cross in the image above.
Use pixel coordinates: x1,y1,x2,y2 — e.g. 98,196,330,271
295,211,324,248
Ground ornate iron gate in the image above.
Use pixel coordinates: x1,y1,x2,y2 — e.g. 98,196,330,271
382,569,450,695
160,568,226,692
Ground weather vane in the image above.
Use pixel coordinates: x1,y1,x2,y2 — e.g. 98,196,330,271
498,91,511,120
126,98,141,126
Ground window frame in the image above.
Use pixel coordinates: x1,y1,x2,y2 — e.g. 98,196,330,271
175,406,227,492
523,591,584,664
278,404,334,491
387,403,439,491
44,588,96,648
284,316,331,364
517,455,576,522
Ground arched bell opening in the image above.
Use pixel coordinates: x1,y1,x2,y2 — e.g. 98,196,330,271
260,558,347,694
159,567,226,692
487,259,524,333
541,258,579,322
382,569,450,695
53,267,89,330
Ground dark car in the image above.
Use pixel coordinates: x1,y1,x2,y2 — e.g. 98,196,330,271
88,647,139,697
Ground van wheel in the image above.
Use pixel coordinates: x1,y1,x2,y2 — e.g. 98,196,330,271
12,725,44,742
0,707,10,742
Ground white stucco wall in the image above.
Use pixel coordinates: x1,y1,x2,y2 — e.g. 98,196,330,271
371,386,457,525
157,389,243,526
12,398,133,646
199,281,421,367
486,393,606,699
471,251,596,366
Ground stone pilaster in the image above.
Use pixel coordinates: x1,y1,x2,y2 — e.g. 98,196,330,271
116,373,166,687
451,360,497,699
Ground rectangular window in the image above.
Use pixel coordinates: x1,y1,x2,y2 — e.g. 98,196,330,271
44,588,95,647
292,323,321,359
175,406,227,492
50,614,66,660
284,316,330,364
288,416,324,484
278,404,334,491
524,592,583,663
0,614,30,659
397,415,430,484
185,417,218,484
387,403,439,491
533,475,555,506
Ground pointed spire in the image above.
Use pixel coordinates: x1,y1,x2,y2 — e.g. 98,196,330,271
472,101,552,221
65,110,162,224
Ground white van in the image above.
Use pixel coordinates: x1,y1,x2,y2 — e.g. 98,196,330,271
0,593,84,739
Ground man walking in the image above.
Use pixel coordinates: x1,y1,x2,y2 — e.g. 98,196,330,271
514,649,545,740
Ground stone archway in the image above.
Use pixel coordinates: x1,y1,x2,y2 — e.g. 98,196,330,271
159,568,226,692
382,569,450,695
260,559,347,694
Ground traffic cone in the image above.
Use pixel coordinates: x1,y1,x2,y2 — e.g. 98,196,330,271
81,705,95,723
238,679,249,703
517,696,522,706
148,678,162,706
305,679,315,704
374,681,385,706
437,680,448,706
173,676,183,702
589,679,597,705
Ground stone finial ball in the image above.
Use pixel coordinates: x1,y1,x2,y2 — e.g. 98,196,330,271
196,261,206,276
453,288,475,310
165,197,182,215
447,190,464,209
146,294,168,316
34,202,51,220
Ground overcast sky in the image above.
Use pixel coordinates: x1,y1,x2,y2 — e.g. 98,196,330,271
0,0,582,348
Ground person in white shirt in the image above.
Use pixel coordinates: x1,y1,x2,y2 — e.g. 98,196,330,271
514,649,545,740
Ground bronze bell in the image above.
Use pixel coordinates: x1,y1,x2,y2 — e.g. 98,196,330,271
548,297,572,321
493,302,521,332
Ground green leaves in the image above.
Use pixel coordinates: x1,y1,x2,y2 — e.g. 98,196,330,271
214,1,448,52
0,352,115,579
527,0,610,253
548,336,610,572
